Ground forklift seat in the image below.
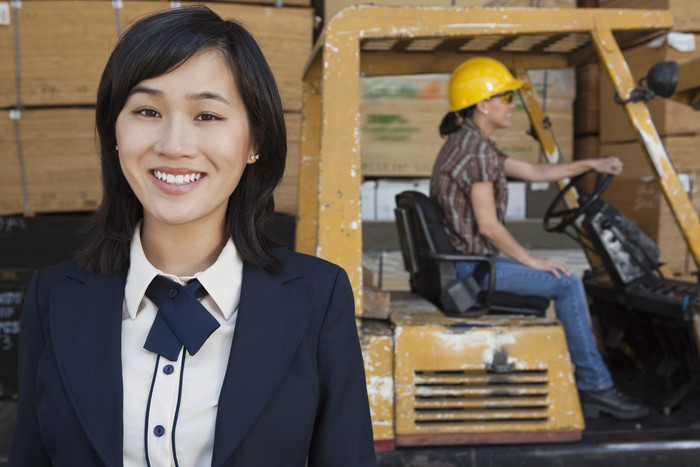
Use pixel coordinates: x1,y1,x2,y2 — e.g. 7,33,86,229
394,191,548,317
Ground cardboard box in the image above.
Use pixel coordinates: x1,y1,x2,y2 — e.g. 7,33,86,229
599,0,700,32
1,109,302,216
600,135,700,178
525,182,557,219
506,182,526,220
361,180,377,221
0,1,312,110
361,69,575,177
374,178,429,221
599,33,700,144
363,250,411,291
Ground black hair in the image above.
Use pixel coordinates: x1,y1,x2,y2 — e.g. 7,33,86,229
439,105,475,137
79,5,286,274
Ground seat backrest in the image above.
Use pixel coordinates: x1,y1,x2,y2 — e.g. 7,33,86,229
395,190,549,316
394,191,458,307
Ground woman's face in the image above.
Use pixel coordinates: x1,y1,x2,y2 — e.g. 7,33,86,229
115,49,256,233
484,90,516,130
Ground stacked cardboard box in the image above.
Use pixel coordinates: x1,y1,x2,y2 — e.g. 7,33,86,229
599,34,700,145
599,0,700,33
361,69,576,177
0,1,312,216
360,68,575,242
594,31,700,275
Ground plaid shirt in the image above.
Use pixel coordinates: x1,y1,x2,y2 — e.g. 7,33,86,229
429,119,509,256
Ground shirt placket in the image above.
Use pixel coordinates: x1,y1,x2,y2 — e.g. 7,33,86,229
146,350,184,467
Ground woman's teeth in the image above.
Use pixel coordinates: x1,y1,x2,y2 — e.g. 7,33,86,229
153,170,202,185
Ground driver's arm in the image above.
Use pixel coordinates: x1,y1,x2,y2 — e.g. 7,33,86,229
472,182,571,279
503,156,622,182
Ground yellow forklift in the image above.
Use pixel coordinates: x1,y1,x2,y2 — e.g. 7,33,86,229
296,5,700,464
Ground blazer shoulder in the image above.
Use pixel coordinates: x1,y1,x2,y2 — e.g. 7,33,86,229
29,259,81,285
27,260,121,296
273,248,347,280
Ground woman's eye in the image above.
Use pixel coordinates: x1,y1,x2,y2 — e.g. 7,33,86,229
136,108,160,118
195,113,221,122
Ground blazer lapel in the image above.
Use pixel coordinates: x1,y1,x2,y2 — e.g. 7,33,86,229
212,257,313,467
49,266,126,467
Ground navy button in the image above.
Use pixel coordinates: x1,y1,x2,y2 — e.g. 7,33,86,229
153,425,165,437
168,288,178,298
163,365,174,375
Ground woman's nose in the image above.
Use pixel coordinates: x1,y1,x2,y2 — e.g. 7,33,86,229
153,116,196,158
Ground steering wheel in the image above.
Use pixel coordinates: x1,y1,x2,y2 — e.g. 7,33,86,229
543,170,613,233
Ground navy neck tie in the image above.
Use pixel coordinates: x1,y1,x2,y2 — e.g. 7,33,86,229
144,276,221,361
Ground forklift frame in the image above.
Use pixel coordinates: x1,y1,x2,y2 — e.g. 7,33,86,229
296,6,692,312
294,5,700,454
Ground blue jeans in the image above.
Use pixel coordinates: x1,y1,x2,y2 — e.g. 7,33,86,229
455,257,613,391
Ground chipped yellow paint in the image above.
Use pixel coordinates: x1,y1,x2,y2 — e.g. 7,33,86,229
360,322,394,442
296,53,322,256
392,302,583,435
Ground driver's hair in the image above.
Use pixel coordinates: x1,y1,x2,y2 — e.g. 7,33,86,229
439,106,476,137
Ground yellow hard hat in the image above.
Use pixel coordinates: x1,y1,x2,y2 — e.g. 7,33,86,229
448,57,524,111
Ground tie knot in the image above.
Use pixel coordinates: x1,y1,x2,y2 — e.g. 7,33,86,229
146,276,207,306
143,275,218,361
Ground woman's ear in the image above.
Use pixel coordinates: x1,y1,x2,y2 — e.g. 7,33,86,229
246,145,260,164
475,100,489,116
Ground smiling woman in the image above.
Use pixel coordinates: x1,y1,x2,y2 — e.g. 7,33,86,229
9,6,377,467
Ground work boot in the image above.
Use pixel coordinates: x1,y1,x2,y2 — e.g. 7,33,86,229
579,387,650,420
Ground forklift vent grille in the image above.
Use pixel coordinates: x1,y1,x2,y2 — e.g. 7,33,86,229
412,369,550,425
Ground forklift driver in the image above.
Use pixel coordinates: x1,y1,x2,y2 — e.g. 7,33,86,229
429,57,649,420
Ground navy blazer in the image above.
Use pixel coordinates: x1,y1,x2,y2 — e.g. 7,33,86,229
9,249,376,466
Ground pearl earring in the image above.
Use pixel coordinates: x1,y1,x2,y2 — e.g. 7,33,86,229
250,154,259,161
482,110,489,115
115,145,119,151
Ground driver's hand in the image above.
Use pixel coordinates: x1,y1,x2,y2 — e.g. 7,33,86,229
593,156,622,176
526,256,571,279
